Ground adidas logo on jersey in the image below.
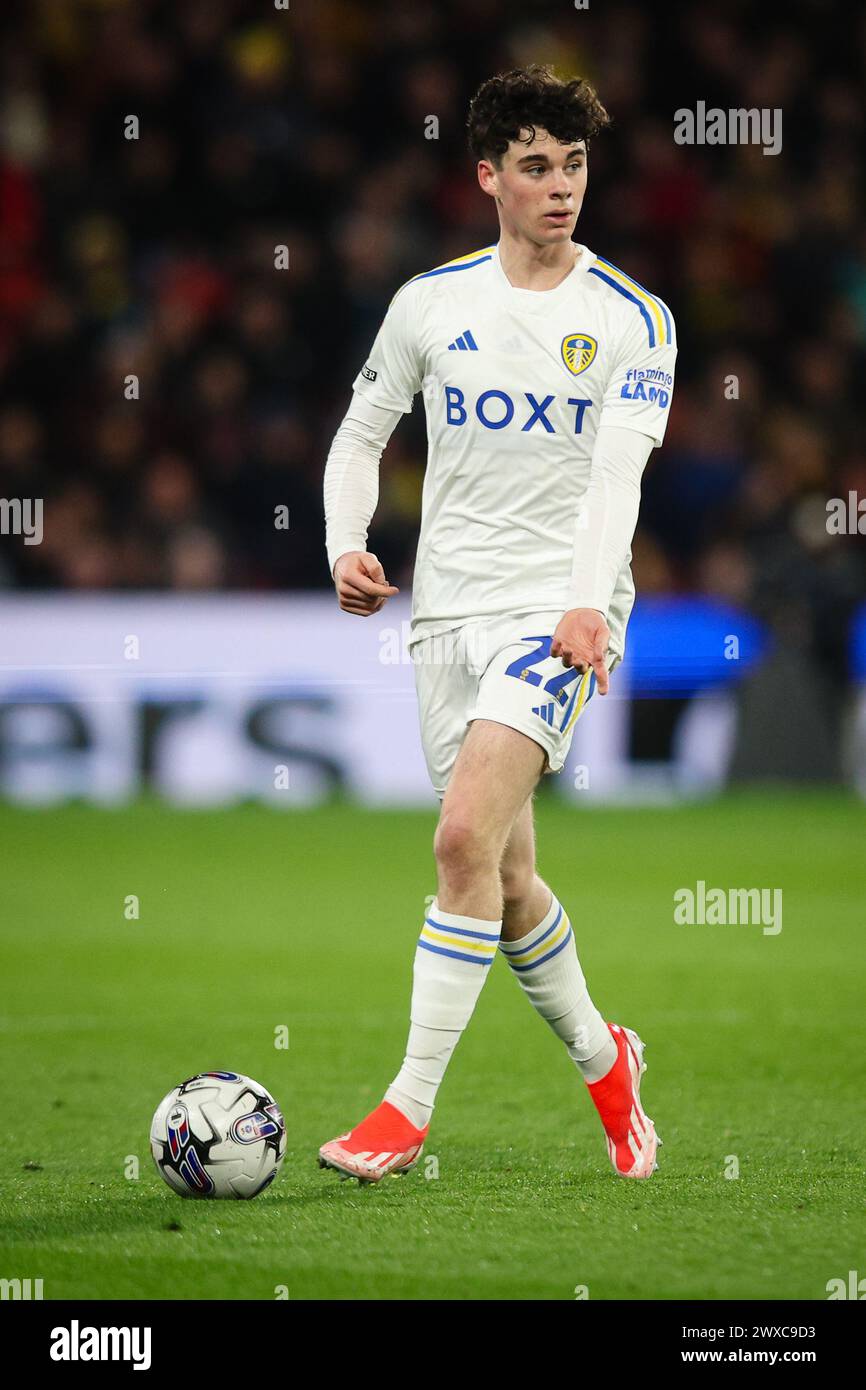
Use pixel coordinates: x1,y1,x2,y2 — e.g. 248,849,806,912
447,329,478,351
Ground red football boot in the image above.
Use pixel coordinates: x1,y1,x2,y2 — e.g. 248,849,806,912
586,1023,661,1179
318,1100,428,1184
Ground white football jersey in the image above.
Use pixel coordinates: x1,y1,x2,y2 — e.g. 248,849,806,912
351,240,677,658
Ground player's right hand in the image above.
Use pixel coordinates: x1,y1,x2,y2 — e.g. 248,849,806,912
333,551,399,616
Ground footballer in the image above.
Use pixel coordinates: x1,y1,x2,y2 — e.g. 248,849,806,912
321,64,676,1182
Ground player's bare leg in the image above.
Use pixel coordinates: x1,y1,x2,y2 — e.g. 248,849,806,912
433,717,548,919
498,795,551,939
319,719,545,1183
497,794,660,1178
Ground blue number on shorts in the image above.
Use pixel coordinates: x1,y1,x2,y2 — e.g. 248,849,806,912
544,664,581,708
504,636,582,704
504,635,553,686
505,635,582,728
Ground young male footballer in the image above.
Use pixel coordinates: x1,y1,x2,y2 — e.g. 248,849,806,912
321,64,676,1182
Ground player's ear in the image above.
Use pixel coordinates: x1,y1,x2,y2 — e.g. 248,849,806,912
477,159,498,198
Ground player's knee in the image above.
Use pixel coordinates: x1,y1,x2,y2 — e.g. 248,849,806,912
434,811,498,882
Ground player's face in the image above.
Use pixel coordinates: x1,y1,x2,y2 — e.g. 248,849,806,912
480,128,588,244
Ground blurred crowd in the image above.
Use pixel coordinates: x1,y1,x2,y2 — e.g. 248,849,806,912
0,0,864,673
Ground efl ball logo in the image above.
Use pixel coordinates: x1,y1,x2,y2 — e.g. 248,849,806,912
561,333,597,376
230,1105,284,1145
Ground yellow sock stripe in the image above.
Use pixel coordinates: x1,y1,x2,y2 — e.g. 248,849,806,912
419,925,499,957
563,667,593,735
595,259,667,345
505,914,571,967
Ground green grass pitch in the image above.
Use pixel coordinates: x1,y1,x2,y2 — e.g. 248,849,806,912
1,791,864,1301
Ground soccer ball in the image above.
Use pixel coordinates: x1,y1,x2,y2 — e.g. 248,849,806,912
150,1071,286,1199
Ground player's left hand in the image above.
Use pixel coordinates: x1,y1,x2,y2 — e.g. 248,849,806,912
551,608,611,695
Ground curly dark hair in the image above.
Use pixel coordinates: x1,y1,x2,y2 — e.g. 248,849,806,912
466,63,611,166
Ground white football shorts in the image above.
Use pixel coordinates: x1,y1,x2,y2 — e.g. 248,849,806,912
412,609,608,798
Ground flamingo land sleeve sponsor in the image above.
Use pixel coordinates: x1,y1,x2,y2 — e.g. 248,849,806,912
619,366,673,409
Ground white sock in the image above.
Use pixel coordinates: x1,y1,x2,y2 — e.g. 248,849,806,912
385,898,502,1129
499,891,616,1083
